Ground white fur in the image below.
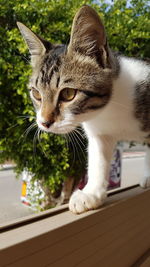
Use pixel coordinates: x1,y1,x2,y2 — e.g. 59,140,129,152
69,57,150,214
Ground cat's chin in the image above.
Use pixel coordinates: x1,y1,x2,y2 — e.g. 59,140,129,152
38,124,76,134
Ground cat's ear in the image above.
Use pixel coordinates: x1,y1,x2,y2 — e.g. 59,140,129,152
17,22,52,57
68,5,111,68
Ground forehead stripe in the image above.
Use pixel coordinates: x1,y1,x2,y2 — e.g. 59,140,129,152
56,76,60,88
64,78,73,84
40,57,62,85
41,66,54,84
35,77,39,87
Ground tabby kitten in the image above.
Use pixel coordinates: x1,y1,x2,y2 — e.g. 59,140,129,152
17,6,150,214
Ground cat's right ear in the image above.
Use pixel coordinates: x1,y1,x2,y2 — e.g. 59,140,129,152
17,22,52,63
68,6,112,68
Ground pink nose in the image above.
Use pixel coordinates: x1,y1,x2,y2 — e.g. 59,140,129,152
41,121,53,129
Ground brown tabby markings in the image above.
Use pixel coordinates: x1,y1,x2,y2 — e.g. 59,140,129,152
17,5,122,125
36,48,120,118
134,76,150,132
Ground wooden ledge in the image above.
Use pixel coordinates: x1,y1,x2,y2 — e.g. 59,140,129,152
0,187,150,267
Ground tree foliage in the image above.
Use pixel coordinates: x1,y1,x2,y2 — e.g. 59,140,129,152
0,0,149,193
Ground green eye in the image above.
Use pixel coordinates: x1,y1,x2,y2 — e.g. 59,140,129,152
59,88,77,102
31,87,41,101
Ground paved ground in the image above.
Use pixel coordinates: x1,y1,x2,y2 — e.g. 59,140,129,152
0,169,34,225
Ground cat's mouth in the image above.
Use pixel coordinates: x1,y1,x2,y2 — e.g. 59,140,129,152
37,120,77,134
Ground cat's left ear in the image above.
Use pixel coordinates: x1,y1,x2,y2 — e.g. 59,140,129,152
68,5,111,68
17,22,52,65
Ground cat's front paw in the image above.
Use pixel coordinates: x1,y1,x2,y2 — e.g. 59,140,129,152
140,176,150,188
69,189,107,214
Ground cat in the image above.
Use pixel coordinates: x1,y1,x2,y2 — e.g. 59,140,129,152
17,5,150,214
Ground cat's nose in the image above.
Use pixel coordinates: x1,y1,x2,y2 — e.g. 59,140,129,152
41,120,53,129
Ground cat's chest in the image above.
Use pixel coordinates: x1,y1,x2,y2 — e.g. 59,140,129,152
82,101,144,142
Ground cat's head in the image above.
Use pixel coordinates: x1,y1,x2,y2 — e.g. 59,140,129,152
17,5,118,134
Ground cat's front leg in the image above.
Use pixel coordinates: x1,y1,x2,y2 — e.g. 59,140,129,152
69,135,116,214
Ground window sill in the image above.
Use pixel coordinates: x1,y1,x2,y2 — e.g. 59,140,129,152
1,186,150,267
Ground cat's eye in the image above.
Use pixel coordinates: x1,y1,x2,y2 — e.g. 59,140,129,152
31,87,41,101
59,88,77,102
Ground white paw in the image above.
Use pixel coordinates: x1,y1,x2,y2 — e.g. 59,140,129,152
69,189,107,214
140,176,150,188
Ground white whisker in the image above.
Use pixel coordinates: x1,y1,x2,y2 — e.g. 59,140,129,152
111,100,131,111
68,132,76,166
24,122,37,138
18,122,37,144
71,131,85,164
74,129,86,148
73,130,86,162
33,128,39,156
